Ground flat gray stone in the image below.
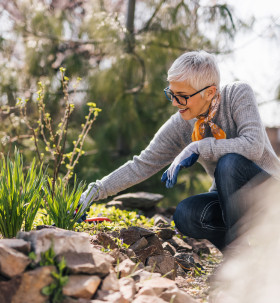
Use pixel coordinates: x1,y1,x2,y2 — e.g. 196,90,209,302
113,192,164,210
17,229,93,262
57,249,113,277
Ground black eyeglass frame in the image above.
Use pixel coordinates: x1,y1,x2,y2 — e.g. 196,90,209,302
164,85,211,106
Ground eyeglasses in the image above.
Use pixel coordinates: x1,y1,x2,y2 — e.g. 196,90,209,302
164,86,211,106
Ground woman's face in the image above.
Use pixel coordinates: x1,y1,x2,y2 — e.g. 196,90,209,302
169,81,216,120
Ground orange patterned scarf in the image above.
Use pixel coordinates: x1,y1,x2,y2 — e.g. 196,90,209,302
192,94,226,141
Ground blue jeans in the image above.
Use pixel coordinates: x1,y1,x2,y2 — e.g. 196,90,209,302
173,153,270,250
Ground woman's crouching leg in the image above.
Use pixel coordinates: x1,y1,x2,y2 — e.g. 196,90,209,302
173,192,227,251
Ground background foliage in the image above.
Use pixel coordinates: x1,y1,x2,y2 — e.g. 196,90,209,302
0,0,247,206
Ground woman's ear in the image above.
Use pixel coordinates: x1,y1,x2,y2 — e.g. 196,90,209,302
206,86,217,101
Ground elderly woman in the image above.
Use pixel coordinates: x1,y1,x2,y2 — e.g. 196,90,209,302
79,50,280,250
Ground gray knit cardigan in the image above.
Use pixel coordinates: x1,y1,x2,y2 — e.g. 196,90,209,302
93,81,280,199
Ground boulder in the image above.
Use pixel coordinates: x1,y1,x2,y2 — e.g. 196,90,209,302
63,275,101,299
0,239,31,255
113,192,163,210
0,244,31,278
56,249,114,277
17,229,93,262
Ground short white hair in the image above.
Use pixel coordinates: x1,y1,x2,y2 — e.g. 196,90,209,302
167,50,220,94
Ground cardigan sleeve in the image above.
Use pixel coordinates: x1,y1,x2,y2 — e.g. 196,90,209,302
198,82,266,162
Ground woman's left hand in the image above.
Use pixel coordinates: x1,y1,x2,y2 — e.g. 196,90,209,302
161,141,199,188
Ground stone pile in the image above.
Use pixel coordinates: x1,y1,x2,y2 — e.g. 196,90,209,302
0,215,213,303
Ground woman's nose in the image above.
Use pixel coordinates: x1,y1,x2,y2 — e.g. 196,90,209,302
172,97,180,107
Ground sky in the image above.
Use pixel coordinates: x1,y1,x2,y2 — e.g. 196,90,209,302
217,0,280,126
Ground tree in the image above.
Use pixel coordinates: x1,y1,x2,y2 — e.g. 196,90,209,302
0,0,246,204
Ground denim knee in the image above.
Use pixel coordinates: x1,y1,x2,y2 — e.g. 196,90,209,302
173,198,196,235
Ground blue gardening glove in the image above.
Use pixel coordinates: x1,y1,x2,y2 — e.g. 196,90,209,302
75,182,100,222
161,142,199,188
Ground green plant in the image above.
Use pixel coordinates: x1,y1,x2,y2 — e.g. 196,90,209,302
17,69,101,188
43,176,86,230
0,149,45,238
41,246,69,303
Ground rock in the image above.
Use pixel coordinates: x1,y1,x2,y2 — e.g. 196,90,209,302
160,287,198,303
136,277,181,301
36,224,57,230
17,229,93,262
0,239,31,255
131,269,161,283
156,228,175,241
146,252,176,280
184,238,212,255
162,242,176,256
175,263,188,278
0,276,22,303
12,266,56,303
132,295,167,303
153,214,171,226
119,227,154,246
145,235,164,254
118,258,137,278
105,201,125,210
119,277,136,301
113,192,164,210
101,270,120,291
109,248,128,264
134,245,158,264
174,253,196,272
96,232,118,249
129,237,148,251
63,275,101,299
168,236,192,252
57,249,114,277
0,244,31,278
94,290,129,303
